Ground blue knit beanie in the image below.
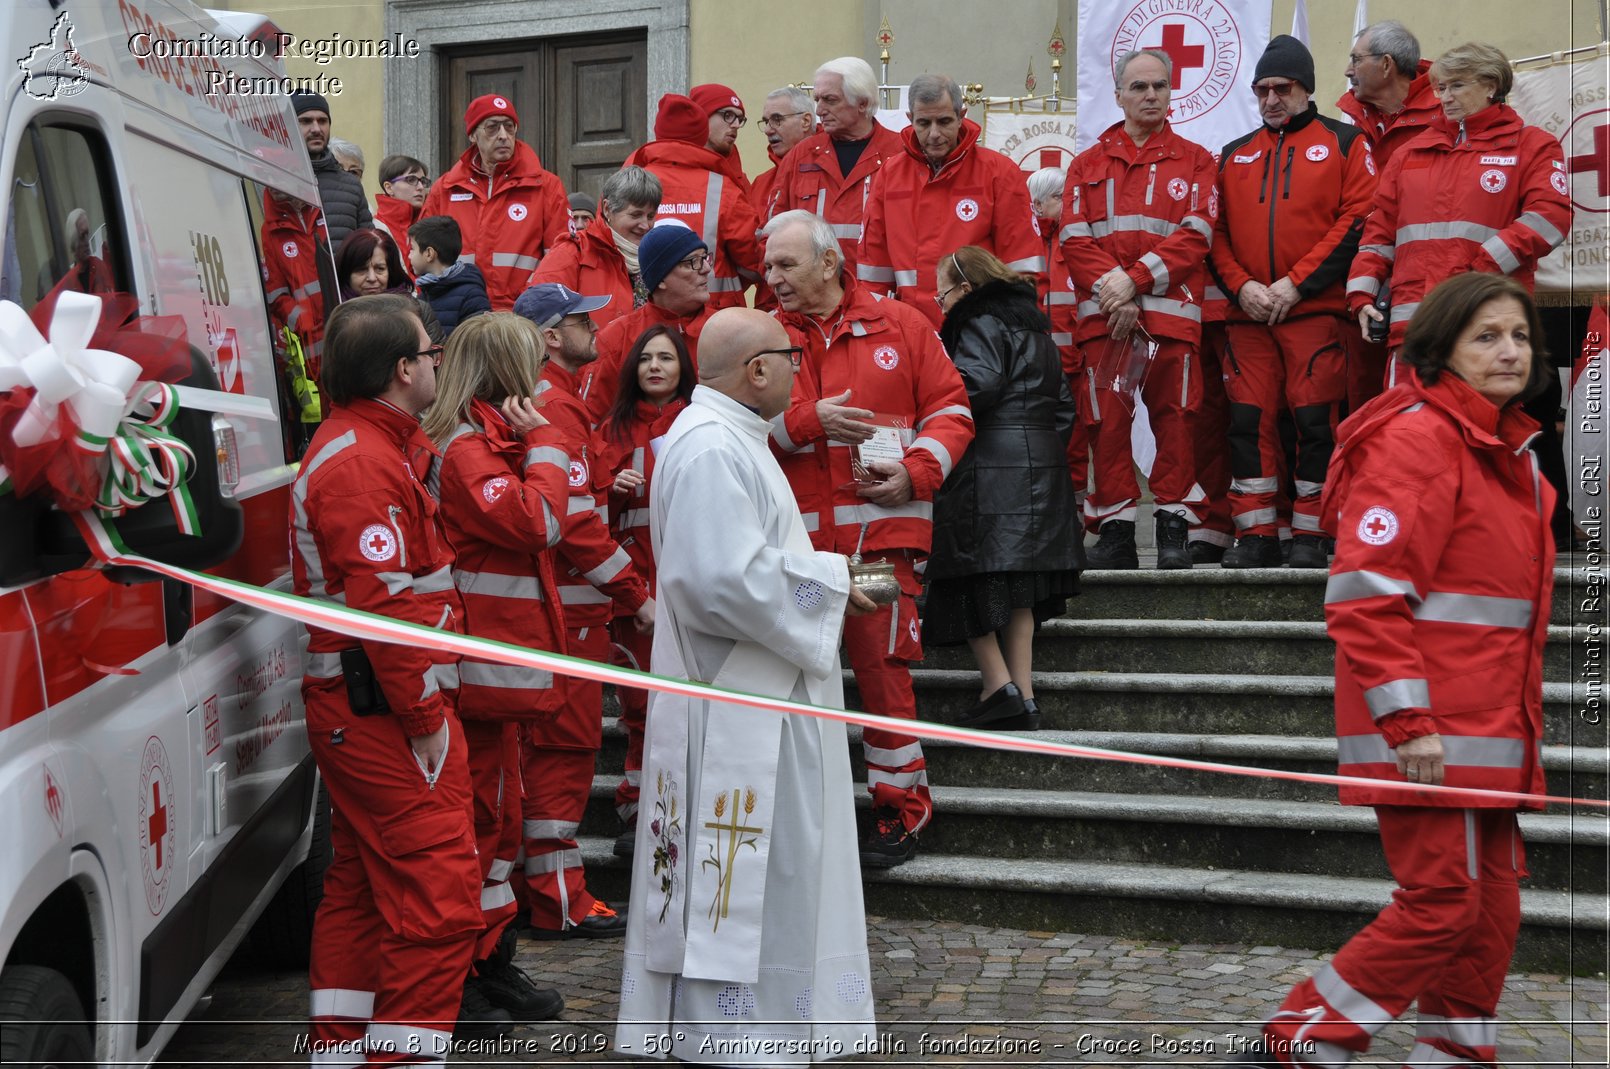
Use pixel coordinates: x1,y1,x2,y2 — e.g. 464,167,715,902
638,222,707,293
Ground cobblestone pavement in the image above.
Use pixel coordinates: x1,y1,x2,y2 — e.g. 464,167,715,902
162,916,1606,1067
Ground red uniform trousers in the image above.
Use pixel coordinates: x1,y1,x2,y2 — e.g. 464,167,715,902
460,718,520,960
846,554,931,834
1264,807,1524,1067
1344,334,1390,416
1191,327,1234,551
521,624,609,929
1058,345,1092,511
1223,317,1346,539
306,689,481,1064
1079,337,1205,531
609,618,652,823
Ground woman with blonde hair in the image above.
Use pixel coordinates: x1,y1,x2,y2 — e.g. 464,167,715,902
422,312,572,1025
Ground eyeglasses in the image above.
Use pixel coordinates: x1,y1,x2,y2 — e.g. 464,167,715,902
715,109,747,127
413,345,444,367
477,118,517,135
1252,81,1300,99
933,282,966,307
560,314,597,333
389,174,429,186
1347,51,1384,66
759,111,809,128
745,346,802,370
678,253,711,272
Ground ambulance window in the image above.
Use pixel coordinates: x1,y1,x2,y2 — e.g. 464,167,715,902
3,123,129,310
240,179,338,462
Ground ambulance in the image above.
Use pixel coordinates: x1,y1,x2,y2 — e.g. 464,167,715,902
0,1,338,1063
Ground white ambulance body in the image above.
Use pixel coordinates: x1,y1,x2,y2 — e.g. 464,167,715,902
0,1,334,1063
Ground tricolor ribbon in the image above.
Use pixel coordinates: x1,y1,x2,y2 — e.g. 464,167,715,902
97,382,199,533
68,512,1610,813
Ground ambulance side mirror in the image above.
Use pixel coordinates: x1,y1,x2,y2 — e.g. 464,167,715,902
0,346,247,586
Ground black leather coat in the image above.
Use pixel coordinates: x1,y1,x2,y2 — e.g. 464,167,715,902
927,279,1083,578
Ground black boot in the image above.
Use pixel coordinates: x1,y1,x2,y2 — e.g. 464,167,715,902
1154,511,1192,570
1287,534,1329,569
1085,520,1139,570
456,978,514,1041
1223,535,1283,569
1188,540,1227,564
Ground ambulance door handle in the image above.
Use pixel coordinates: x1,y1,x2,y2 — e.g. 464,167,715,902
163,579,193,646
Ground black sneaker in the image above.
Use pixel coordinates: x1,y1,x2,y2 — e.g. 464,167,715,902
474,958,564,1020
956,682,1034,730
1188,540,1227,564
1287,535,1329,569
1223,535,1284,569
1085,519,1139,570
614,815,637,858
456,978,514,1041
860,806,918,868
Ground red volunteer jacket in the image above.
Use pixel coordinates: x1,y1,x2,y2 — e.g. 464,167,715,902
1211,106,1378,321
373,193,420,281
1059,121,1219,346
1345,105,1570,348
431,399,572,720
773,273,975,556
625,139,763,308
1320,373,1553,809
1037,222,1080,370
528,213,639,332
858,119,1046,329
422,141,571,311
750,144,786,219
583,301,714,422
1336,61,1442,166
602,399,686,607
290,398,463,738
261,192,329,373
536,361,650,628
769,124,905,275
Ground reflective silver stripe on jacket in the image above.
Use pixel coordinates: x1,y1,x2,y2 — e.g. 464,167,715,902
304,651,344,678
1051,331,1073,346
1180,215,1212,240
525,819,579,840
567,496,606,521
560,584,612,605
1006,255,1047,273
830,223,861,239
857,264,896,283
893,269,919,287
1337,734,1527,768
1358,242,1395,262
909,436,954,478
833,500,932,526
491,252,540,270
460,661,554,690
419,660,460,701
802,512,820,532
1363,676,1430,718
1047,291,1078,306
1396,221,1498,246
1390,301,1420,324
1326,569,1422,605
1416,592,1533,628
1346,275,1381,297
708,276,745,291
291,430,359,597
1481,235,1521,274
1139,251,1169,295
1059,221,1093,242
703,171,724,252
917,405,972,428
455,570,547,600
524,445,568,472
620,507,651,529
1136,295,1202,322
583,546,632,586
1514,210,1564,248
770,417,800,451
1090,214,1175,239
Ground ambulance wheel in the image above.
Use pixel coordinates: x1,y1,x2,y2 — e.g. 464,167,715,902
0,965,94,1067
246,782,331,968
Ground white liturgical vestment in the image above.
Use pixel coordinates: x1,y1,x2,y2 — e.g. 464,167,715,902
615,385,877,1065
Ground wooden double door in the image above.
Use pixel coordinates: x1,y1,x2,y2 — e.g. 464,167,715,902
441,31,647,202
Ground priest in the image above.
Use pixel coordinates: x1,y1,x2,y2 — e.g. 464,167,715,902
615,307,879,1065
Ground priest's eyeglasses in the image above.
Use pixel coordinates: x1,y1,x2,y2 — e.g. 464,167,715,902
746,346,802,370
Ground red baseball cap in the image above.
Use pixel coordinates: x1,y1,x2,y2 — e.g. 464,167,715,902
689,83,744,118
654,94,708,146
464,94,518,135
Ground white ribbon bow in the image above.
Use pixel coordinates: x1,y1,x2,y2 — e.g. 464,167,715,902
0,291,141,448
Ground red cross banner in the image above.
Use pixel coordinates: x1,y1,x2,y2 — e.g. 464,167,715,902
1509,47,1610,300
1074,0,1270,154
981,102,1079,177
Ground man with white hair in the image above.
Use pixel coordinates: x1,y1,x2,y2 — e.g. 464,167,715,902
752,86,816,216
767,56,903,275
857,74,1045,329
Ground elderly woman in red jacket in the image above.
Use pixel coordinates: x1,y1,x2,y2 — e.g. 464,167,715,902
1347,42,1570,369
1235,273,1555,1068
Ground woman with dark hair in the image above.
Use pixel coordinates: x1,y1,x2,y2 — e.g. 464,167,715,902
1234,272,1555,1068
336,228,411,300
601,324,694,850
923,245,1082,732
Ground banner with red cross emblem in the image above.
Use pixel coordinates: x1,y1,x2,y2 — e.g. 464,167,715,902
1074,0,1269,154
1510,49,1610,299
981,102,1078,177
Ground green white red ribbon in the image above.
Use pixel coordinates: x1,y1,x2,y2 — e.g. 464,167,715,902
68,511,1610,813
96,382,199,533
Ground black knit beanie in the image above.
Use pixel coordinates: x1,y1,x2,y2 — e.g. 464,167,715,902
1254,35,1316,93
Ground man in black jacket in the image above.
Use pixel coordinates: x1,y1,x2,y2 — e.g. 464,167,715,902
291,91,373,252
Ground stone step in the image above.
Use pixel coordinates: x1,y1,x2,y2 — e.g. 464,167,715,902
572,839,1605,976
916,618,1589,679
1062,566,1592,626
845,670,1601,747
594,722,1607,808
577,776,1604,895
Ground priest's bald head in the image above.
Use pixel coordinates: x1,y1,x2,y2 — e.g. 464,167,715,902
697,307,800,420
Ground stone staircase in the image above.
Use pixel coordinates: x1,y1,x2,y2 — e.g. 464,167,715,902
581,561,1607,974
